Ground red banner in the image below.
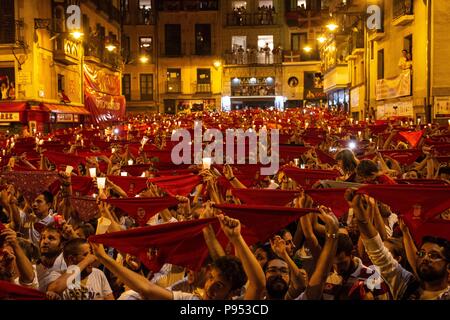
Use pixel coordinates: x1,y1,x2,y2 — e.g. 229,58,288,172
84,63,125,123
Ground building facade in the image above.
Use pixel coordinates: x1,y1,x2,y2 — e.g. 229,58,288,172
0,0,123,133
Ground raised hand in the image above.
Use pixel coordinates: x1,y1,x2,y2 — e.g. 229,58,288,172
317,206,339,236
218,214,241,242
270,235,288,258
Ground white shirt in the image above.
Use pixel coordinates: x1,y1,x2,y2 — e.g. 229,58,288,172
35,253,67,292
20,211,55,246
49,268,113,300
118,290,142,300
172,290,201,300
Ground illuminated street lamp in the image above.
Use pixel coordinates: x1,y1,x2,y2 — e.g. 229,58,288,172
139,55,149,63
317,35,327,44
303,45,312,53
326,22,338,32
213,60,222,70
70,30,84,40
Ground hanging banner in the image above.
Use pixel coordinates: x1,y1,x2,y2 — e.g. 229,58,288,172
376,70,411,101
84,63,125,123
304,72,326,100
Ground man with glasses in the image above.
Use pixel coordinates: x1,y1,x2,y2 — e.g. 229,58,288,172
352,194,450,300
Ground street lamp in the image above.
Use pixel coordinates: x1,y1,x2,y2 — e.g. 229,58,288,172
213,60,222,70
326,22,338,32
317,35,327,44
139,55,149,63
70,30,84,40
303,45,312,53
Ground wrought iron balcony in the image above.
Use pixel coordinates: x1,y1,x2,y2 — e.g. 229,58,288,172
393,0,413,20
166,81,183,94
54,34,80,65
196,83,212,94
0,19,25,47
226,12,278,26
224,51,282,65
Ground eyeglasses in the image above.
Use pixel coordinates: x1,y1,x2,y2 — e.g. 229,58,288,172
416,250,446,262
266,267,289,275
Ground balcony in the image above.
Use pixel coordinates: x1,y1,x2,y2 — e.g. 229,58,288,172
157,0,219,11
224,51,282,65
393,0,414,26
226,12,278,26
83,36,121,70
283,50,321,63
348,32,365,56
196,83,212,94
0,19,25,47
323,65,350,93
166,81,182,94
231,84,276,97
54,35,80,65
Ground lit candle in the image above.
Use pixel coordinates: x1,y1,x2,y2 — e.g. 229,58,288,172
89,168,96,178
2,150,5,156
65,165,74,175
111,147,116,154
300,164,306,169
355,120,359,125
305,122,309,129
121,172,128,176
358,131,362,138
202,157,212,170
128,159,134,166
97,177,106,190
369,138,373,143
294,158,300,167
365,117,369,122
338,127,342,134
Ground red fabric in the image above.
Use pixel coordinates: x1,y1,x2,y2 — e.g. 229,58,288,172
71,176,95,195
305,189,349,218
106,197,179,226
215,204,318,244
232,188,300,206
156,169,197,177
89,218,219,272
395,179,450,185
404,218,450,243
71,197,99,221
0,281,46,300
107,175,148,197
357,185,450,221
44,151,86,171
278,146,311,162
315,149,336,165
379,149,422,165
149,174,202,197
121,164,152,176
375,174,397,185
282,167,340,188
398,130,425,148
2,171,60,203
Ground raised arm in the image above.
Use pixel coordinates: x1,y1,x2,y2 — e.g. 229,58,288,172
398,217,418,276
218,215,265,300
90,242,174,300
223,164,247,189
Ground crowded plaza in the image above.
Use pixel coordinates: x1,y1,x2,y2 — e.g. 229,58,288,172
0,0,449,305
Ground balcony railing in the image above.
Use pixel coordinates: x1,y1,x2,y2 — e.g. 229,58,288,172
166,81,182,93
196,83,211,93
157,0,219,11
393,0,413,20
224,51,282,65
54,35,80,65
283,50,320,63
84,36,121,69
348,32,365,55
226,12,278,26
0,19,24,46
231,84,276,96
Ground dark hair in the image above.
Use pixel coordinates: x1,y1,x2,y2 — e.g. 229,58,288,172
212,256,247,291
336,233,354,256
277,229,291,239
75,223,95,239
438,166,450,176
41,226,63,239
421,236,450,261
63,238,88,260
40,191,54,205
335,149,358,174
356,159,379,178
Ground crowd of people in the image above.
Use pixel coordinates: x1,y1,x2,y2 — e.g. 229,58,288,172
0,107,449,300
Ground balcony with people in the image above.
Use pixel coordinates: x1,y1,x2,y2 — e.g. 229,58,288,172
230,77,276,97
393,0,414,26
226,1,278,26
224,39,282,65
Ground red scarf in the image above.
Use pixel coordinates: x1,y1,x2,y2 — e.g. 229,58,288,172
215,204,318,244
2,171,60,204
105,197,179,226
282,167,340,188
71,176,95,196
149,174,202,197
404,218,450,243
0,281,46,300
121,164,152,176
379,149,422,165
107,175,148,197
279,146,311,162
398,130,425,148
357,185,450,221
89,218,219,272
71,197,99,222
305,188,349,218
231,188,300,206
44,151,87,169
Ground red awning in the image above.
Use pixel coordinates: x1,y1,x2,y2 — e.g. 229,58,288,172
0,102,27,112
41,104,90,115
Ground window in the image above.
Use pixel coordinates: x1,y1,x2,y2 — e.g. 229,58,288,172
165,24,181,56
232,1,247,9
139,37,153,55
140,74,153,100
258,35,273,51
138,0,151,9
291,33,307,51
232,36,247,51
197,69,211,93
57,74,65,92
258,0,272,7
122,35,131,62
122,74,131,101
167,68,181,93
404,34,412,59
0,0,15,44
377,49,384,80
195,24,211,55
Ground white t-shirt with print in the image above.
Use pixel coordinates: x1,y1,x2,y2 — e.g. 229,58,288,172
48,267,112,300
35,253,67,292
